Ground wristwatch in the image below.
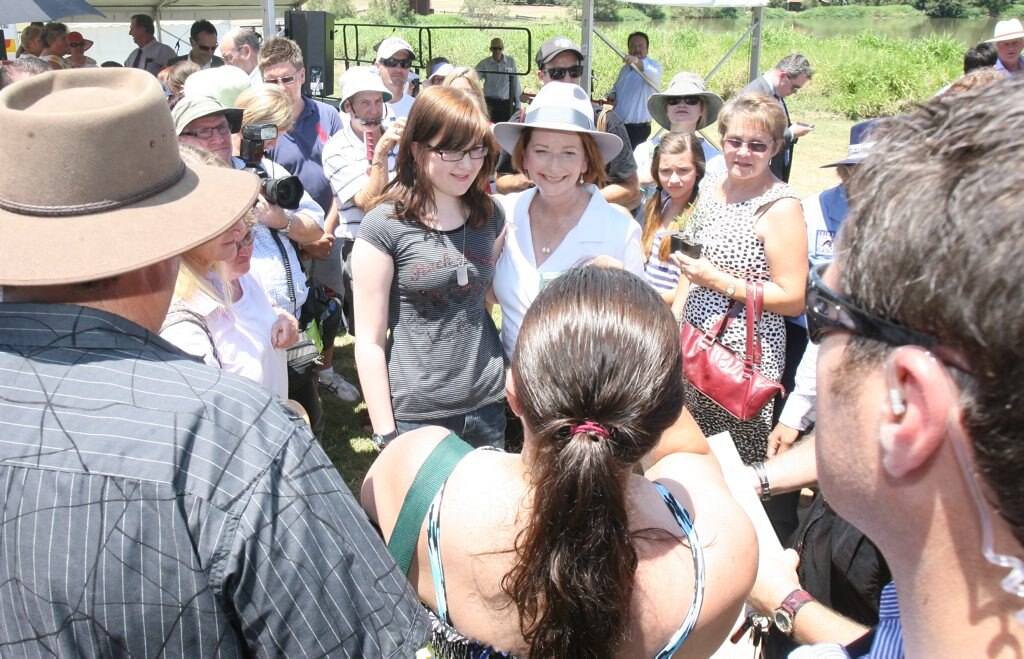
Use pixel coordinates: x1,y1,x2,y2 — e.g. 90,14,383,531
371,429,399,451
773,588,814,635
725,282,737,298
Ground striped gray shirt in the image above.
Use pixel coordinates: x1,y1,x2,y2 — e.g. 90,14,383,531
0,303,429,657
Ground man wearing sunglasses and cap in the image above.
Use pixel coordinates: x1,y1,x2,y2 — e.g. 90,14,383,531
0,68,429,655
167,19,224,70
495,36,641,209
757,75,1024,658
375,35,417,119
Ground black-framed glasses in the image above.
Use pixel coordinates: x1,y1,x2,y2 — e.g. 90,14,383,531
543,64,583,80
430,145,489,161
264,75,297,86
181,123,231,139
666,96,701,106
722,137,772,154
787,75,804,92
380,56,413,69
806,262,969,361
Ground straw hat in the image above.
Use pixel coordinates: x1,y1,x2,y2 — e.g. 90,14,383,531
492,82,622,162
988,18,1024,43
821,118,885,168
0,68,258,286
648,72,724,131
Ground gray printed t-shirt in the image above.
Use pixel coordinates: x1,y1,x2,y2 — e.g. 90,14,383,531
358,201,506,421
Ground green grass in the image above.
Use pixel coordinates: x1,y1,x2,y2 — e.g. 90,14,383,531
320,334,378,495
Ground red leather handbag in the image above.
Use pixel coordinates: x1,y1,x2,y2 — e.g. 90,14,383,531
680,280,785,421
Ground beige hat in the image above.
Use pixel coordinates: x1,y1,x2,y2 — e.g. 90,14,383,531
0,68,258,286
648,72,724,131
171,94,243,135
988,18,1024,43
183,66,252,108
493,82,622,163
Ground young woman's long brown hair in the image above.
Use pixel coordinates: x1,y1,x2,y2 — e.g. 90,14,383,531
503,265,685,658
381,86,498,228
640,132,706,263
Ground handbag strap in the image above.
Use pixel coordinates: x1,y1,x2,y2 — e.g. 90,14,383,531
387,432,473,576
708,298,742,339
745,280,764,368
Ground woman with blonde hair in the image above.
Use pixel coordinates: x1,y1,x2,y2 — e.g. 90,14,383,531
362,264,756,658
352,86,507,449
641,131,706,302
671,92,807,465
443,66,489,118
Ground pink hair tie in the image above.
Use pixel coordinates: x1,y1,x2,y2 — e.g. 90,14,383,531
570,421,611,439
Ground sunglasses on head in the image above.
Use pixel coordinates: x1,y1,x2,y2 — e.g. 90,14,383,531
722,137,772,154
380,56,413,69
543,64,583,80
666,96,701,106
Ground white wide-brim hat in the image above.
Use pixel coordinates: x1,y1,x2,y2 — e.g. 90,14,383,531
492,82,622,163
988,18,1024,43
648,72,724,131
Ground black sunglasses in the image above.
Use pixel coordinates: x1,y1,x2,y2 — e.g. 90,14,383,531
666,96,702,106
380,56,413,69
490,46,503,51
543,64,583,80
195,44,216,52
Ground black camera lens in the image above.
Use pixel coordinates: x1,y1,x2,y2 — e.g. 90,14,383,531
262,175,304,210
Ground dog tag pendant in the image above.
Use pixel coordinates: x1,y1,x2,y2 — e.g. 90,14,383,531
456,264,469,286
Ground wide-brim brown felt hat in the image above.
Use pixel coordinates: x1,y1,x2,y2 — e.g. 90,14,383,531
0,68,259,286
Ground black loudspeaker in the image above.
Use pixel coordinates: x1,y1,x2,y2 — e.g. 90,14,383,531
285,10,335,98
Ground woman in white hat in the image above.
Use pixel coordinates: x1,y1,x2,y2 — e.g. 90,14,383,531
636,72,726,186
352,86,507,449
988,18,1024,75
491,81,644,358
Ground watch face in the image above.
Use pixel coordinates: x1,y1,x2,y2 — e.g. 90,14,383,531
774,610,793,634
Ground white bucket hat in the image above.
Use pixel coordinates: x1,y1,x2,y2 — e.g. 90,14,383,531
339,66,393,105
492,82,622,162
988,18,1024,43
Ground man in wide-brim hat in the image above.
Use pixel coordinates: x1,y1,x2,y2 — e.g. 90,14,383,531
988,18,1024,75
0,68,429,655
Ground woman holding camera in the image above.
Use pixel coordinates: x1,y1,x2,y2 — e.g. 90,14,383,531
641,132,706,303
491,82,644,359
352,86,507,449
362,265,756,658
671,93,807,465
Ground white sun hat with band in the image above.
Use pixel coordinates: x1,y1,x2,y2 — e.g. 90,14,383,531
0,68,258,286
988,18,1024,43
492,82,622,162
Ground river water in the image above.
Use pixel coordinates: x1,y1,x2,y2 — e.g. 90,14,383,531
597,16,1001,46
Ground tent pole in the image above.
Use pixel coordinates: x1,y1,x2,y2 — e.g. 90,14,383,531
262,0,276,38
749,6,762,83
580,0,593,95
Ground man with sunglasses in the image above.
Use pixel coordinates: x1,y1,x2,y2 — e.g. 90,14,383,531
220,27,262,85
374,36,417,119
168,20,224,70
495,36,641,210
476,37,521,123
758,77,1024,658
740,53,814,183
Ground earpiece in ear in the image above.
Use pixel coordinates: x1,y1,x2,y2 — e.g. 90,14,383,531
888,388,907,418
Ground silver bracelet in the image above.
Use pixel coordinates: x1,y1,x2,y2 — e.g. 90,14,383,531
281,211,294,236
752,461,772,501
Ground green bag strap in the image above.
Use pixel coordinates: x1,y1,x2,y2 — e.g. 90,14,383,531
387,432,473,576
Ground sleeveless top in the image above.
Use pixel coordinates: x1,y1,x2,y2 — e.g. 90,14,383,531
424,465,706,658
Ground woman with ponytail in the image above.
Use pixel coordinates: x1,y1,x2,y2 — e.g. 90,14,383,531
362,265,756,658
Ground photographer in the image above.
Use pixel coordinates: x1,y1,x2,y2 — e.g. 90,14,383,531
173,90,331,436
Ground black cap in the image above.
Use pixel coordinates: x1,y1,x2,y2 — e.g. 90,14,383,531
535,36,584,68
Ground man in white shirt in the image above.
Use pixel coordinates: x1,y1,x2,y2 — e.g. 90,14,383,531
989,18,1024,76
167,20,224,70
476,37,521,123
124,14,176,75
220,27,263,85
607,31,662,149
374,36,416,118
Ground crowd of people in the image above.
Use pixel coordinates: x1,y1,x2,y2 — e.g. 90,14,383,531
1,13,1024,658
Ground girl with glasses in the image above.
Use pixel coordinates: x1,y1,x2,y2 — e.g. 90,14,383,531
352,86,507,449
670,92,808,466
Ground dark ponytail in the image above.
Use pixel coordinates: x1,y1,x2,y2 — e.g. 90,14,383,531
504,265,684,658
